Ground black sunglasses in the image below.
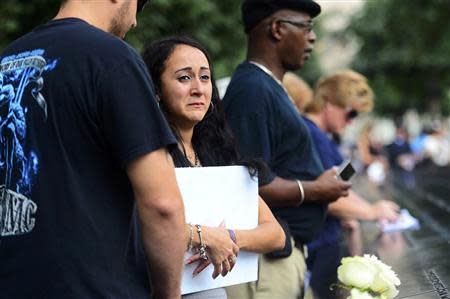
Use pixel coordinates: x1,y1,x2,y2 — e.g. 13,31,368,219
137,0,149,13
277,19,314,33
346,109,358,120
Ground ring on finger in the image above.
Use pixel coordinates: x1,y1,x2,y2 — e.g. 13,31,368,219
229,255,237,264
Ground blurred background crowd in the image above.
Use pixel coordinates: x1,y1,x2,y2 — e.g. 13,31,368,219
3,1,449,179
3,0,449,248
2,1,450,298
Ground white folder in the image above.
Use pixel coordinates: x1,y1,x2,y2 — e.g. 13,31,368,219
175,166,259,295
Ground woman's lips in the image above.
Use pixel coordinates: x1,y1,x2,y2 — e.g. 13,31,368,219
188,102,205,107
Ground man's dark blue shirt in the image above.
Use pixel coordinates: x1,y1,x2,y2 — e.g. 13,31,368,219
223,61,326,243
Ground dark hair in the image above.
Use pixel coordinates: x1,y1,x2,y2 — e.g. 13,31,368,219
142,36,266,177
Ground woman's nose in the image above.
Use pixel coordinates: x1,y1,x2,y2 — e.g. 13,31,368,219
191,78,205,95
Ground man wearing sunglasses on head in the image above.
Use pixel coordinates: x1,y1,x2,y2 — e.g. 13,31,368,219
0,1,185,299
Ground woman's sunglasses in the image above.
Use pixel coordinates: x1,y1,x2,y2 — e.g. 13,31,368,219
346,109,358,121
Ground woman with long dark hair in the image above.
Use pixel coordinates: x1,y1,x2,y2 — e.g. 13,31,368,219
142,36,284,299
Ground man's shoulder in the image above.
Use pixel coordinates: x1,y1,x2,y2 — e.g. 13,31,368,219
3,18,141,67
60,21,144,79
71,23,140,63
223,62,282,109
229,62,278,90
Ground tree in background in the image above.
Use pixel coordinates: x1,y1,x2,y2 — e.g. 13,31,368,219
0,0,322,80
348,0,450,116
0,0,246,78
129,0,322,82
127,0,246,78
0,0,60,48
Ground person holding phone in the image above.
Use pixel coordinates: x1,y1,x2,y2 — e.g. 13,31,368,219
336,159,356,181
222,1,354,298
298,70,400,299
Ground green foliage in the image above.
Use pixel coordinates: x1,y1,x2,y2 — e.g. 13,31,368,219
128,0,246,78
348,0,450,116
0,0,323,80
0,0,61,49
129,0,323,79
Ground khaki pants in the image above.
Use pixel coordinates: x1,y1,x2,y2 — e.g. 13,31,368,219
226,244,306,299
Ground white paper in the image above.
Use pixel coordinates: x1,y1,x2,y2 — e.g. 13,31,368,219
175,166,259,295
381,209,420,233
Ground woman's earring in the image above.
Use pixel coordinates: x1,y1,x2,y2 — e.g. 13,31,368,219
204,100,214,119
156,95,161,108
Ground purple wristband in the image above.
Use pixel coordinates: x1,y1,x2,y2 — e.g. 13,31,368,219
228,229,237,244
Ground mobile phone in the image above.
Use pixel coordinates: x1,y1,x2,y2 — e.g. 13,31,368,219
336,160,355,181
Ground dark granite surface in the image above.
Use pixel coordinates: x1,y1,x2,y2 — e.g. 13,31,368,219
349,166,450,299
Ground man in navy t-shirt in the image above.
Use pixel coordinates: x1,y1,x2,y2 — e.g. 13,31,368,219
223,1,351,298
0,1,186,298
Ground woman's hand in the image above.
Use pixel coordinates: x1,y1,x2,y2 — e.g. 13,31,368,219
373,200,400,222
186,222,239,279
185,252,212,278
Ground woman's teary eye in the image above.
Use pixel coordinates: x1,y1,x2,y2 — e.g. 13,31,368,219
200,74,210,81
178,75,191,82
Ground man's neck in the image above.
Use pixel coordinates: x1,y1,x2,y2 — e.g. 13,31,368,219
54,2,111,33
247,53,285,81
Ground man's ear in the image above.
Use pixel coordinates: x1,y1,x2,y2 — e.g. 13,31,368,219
269,19,283,41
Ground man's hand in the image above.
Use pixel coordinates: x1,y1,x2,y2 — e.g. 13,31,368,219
310,168,352,203
259,168,351,208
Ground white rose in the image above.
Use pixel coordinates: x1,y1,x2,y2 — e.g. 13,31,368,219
371,276,398,299
347,288,379,299
383,285,399,299
338,255,401,299
338,256,378,289
364,255,401,286
363,255,401,298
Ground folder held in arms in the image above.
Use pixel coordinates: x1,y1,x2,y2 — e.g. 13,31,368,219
175,166,259,295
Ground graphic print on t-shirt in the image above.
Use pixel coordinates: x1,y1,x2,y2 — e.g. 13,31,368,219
0,49,57,237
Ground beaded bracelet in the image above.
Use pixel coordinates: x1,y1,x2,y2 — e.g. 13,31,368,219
195,224,208,260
